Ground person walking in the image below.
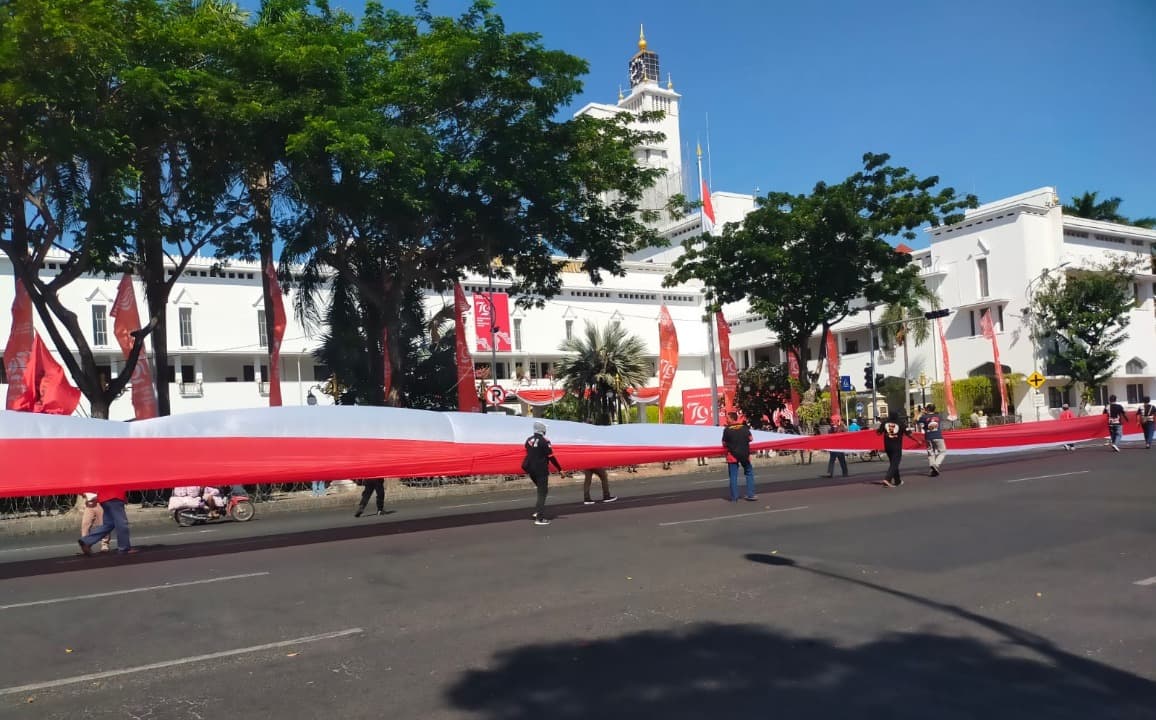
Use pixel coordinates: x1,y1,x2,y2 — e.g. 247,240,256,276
523,421,562,526
821,420,849,478
877,410,917,488
1058,403,1077,451
1106,395,1126,452
917,403,947,477
354,478,386,517
78,493,111,553
721,411,757,502
582,468,617,505
78,488,135,556
1137,396,1154,449
311,480,327,497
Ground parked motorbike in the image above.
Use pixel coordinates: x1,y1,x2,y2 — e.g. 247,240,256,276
170,487,255,527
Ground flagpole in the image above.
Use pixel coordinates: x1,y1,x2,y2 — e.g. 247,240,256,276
698,142,720,426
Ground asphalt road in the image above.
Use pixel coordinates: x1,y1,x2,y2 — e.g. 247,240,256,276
1,444,1154,719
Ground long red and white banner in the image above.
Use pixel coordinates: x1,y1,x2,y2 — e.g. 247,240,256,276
0,409,1131,498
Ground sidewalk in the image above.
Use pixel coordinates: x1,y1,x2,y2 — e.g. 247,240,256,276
0,451,833,538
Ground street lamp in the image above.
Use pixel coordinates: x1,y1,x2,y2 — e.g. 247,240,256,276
1023,261,1071,420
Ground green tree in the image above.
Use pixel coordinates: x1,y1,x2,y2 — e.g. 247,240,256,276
555,321,650,425
0,0,154,418
667,153,976,391
1030,257,1138,401
1064,191,1156,229
733,361,791,429
877,277,941,405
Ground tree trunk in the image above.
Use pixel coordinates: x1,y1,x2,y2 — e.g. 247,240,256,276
251,166,279,385
379,278,405,408
139,151,172,416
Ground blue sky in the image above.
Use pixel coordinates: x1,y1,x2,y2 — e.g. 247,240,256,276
241,0,1156,243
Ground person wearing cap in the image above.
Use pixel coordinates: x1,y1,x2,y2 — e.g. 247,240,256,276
917,403,947,477
1058,403,1076,451
523,421,562,526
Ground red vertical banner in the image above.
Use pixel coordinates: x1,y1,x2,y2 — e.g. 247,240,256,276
264,263,287,407
14,334,81,415
980,310,1009,415
787,347,801,409
4,278,35,409
715,312,739,408
110,274,157,419
454,284,481,412
681,388,714,425
473,292,512,352
657,305,679,423
937,317,958,420
825,331,841,425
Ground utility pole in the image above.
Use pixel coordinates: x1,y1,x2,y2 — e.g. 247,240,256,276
697,143,720,425
868,305,878,421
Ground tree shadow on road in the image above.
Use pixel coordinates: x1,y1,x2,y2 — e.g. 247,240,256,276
446,555,1156,720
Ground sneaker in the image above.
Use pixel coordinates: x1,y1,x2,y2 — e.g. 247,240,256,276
601,496,618,503
376,510,386,516
77,540,92,556
531,512,539,519
583,499,596,505
1112,444,1120,453
534,517,551,526
744,496,758,502
117,548,139,555
819,474,833,478
929,468,940,477
354,509,363,518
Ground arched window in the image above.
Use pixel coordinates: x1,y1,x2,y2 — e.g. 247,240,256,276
1125,357,1147,375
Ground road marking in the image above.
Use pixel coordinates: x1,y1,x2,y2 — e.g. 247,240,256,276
0,572,270,611
659,506,809,527
0,627,363,697
1006,470,1090,484
692,479,723,485
1134,576,1156,587
0,529,216,555
439,498,524,510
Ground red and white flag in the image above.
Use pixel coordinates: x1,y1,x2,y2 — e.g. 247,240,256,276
454,284,481,412
937,317,958,420
263,263,287,407
715,312,738,407
980,310,1009,416
110,274,157,419
13,333,81,415
657,305,679,422
825,331,841,425
4,279,35,409
701,178,716,234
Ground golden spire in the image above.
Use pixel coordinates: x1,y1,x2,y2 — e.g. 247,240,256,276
666,73,674,90
638,24,647,51
695,141,702,158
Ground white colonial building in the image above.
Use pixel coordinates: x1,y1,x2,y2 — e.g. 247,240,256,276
2,32,1153,422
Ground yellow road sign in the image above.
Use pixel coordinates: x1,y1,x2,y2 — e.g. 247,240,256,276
1026,371,1046,389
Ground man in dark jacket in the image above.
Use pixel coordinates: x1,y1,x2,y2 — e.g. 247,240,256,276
877,410,917,488
523,421,562,526
722,411,757,502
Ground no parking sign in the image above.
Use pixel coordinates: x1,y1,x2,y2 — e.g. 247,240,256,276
485,385,507,407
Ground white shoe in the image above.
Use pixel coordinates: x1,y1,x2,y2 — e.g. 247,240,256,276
1112,444,1120,452
534,517,550,526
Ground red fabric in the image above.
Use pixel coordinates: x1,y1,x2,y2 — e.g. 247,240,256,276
682,388,714,426
787,348,801,409
716,312,738,408
473,292,511,352
980,310,1008,415
264,263,287,407
628,386,662,402
454,284,481,412
13,334,81,415
4,278,34,408
1059,409,1074,420
658,305,679,422
937,317,958,420
825,331,841,425
110,274,158,419
701,179,716,232
512,389,566,406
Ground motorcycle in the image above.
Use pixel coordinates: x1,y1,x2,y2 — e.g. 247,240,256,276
169,486,255,526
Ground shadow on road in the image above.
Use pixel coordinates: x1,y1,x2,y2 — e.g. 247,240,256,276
445,554,1156,719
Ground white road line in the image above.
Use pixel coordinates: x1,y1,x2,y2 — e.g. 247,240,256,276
0,627,363,697
0,529,216,555
0,572,270,611
439,498,524,510
659,506,809,527
1006,470,1090,484
1134,576,1156,587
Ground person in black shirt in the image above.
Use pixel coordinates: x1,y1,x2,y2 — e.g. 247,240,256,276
721,411,757,501
1106,395,1126,452
354,478,385,517
877,410,916,488
523,421,562,526
1139,395,1155,449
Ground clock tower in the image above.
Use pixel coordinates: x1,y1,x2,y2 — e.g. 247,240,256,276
629,26,661,88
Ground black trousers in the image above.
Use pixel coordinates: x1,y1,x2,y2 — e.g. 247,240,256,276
358,479,385,512
529,471,549,517
826,452,848,477
884,449,903,485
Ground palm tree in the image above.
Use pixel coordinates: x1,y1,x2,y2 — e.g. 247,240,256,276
555,321,651,425
1064,191,1156,229
878,279,941,410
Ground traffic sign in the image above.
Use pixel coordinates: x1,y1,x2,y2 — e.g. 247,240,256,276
855,402,864,413
839,375,852,392
1026,371,1046,390
1032,389,1045,406
485,385,507,406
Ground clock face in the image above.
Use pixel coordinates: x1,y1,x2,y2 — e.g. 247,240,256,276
629,56,645,86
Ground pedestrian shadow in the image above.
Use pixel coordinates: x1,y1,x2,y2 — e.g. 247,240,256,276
445,558,1156,720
